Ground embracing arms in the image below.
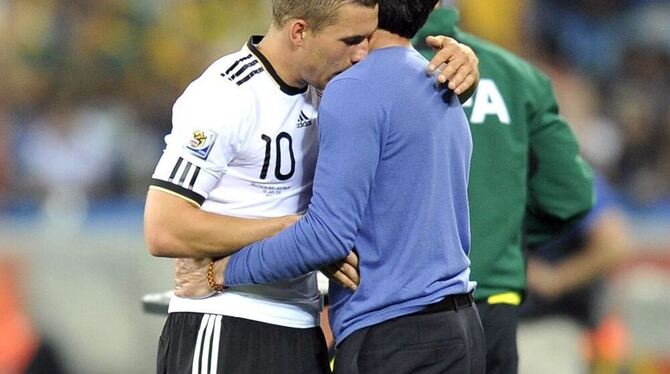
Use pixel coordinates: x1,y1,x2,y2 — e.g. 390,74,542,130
144,188,299,258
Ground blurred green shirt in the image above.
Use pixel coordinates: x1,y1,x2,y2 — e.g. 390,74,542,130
413,9,594,301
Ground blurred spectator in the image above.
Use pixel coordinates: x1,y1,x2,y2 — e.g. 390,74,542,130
624,1,670,52
518,174,631,373
605,41,670,204
1,0,668,211
526,0,670,206
15,97,122,229
529,52,623,184
530,0,631,79
2,0,274,211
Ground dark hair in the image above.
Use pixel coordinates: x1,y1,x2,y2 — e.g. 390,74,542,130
272,0,378,33
377,0,439,38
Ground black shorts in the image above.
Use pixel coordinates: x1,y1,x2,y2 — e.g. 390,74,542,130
157,312,330,374
334,293,485,374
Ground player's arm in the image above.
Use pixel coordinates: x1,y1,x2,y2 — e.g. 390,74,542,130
144,189,299,258
176,248,359,298
524,71,595,247
143,76,297,259
527,207,630,299
424,35,479,101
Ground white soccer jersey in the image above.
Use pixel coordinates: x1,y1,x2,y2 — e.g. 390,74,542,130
151,36,322,328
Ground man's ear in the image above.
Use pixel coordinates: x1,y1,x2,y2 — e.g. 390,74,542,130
289,19,308,46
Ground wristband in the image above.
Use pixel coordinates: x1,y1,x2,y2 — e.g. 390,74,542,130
207,258,225,293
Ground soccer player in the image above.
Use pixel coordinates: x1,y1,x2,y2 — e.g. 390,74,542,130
144,1,479,373
201,1,485,372
412,3,595,373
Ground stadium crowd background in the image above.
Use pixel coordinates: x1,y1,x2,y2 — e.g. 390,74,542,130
0,0,668,373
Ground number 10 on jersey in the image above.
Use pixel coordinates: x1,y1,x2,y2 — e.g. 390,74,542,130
260,132,295,181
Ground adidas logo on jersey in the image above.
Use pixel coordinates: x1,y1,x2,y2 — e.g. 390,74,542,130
296,111,312,128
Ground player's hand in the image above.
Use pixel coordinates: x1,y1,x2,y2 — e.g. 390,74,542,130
174,257,224,298
425,35,480,96
321,250,359,291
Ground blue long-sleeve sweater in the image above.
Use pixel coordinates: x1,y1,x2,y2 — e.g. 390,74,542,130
226,46,475,343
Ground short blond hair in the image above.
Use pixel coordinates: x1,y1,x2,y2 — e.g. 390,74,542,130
272,0,377,33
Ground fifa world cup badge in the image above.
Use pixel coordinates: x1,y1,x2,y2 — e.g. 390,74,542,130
186,129,217,159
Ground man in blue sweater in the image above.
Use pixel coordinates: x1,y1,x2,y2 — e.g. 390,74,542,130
215,1,484,372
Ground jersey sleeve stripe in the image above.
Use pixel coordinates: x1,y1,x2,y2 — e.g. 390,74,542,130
179,162,193,185
169,157,184,182
150,178,205,207
189,167,201,190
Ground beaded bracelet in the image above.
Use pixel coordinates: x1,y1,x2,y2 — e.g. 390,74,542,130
207,259,225,293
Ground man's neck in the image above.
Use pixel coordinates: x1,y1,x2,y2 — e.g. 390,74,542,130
255,27,306,88
369,29,411,50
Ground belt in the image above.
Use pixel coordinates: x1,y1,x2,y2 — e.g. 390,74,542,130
416,292,474,315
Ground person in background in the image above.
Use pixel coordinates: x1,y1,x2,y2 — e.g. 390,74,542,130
412,2,595,373
518,174,631,374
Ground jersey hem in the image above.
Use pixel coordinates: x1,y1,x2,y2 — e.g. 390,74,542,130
168,292,322,329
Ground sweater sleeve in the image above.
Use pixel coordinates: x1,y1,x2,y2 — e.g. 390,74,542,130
524,71,595,248
225,77,384,285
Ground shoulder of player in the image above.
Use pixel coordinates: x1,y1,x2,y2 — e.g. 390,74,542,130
176,64,256,113
171,67,257,137
191,49,261,92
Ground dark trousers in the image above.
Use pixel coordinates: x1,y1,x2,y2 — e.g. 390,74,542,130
475,301,519,374
334,294,486,374
157,312,330,374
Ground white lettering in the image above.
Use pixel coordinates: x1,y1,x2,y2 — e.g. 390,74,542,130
464,79,510,125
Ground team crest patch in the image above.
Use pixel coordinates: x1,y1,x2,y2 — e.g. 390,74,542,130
186,129,217,159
